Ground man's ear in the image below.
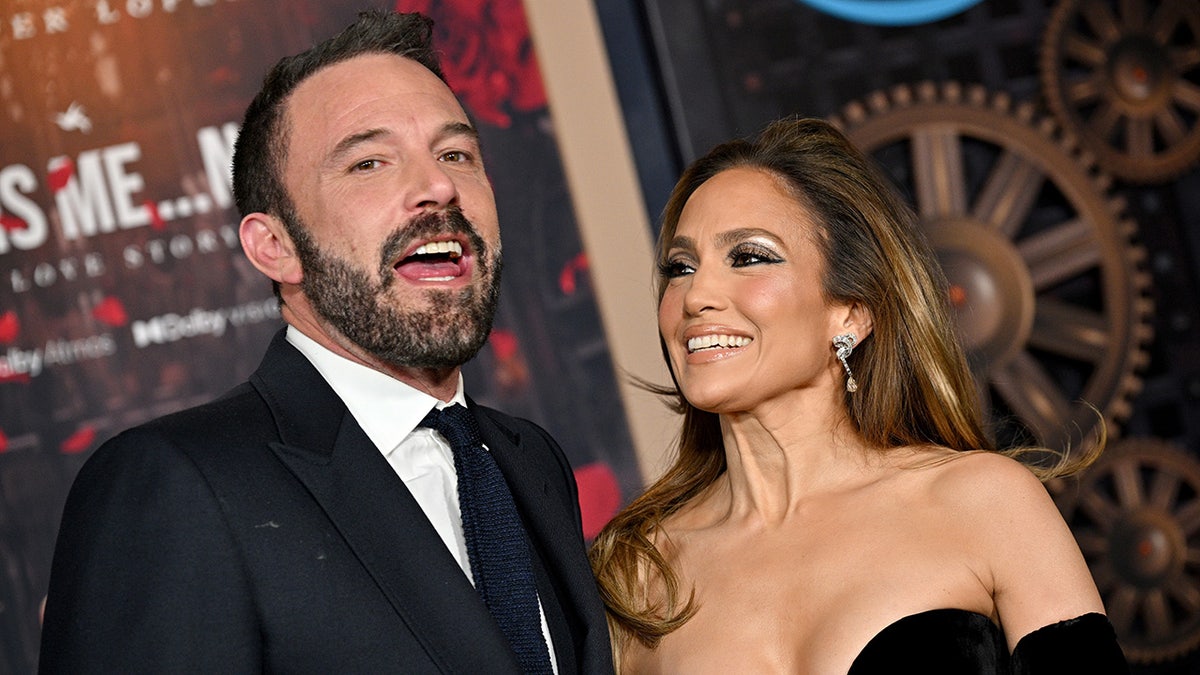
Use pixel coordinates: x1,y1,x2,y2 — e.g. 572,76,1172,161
240,212,302,286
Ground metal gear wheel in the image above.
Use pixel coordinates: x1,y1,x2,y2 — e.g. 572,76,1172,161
1040,0,1200,183
1056,438,1200,662
829,82,1153,456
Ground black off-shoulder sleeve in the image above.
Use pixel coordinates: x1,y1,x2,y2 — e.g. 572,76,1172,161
1010,613,1129,674
848,609,1131,674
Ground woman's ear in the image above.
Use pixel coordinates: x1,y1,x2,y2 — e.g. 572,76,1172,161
240,213,302,286
838,301,874,342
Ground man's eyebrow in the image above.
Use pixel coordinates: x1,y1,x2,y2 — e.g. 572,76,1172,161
327,128,388,165
326,122,480,166
437,121,480,145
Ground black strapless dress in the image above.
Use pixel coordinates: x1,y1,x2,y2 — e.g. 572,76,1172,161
848,609,1129,674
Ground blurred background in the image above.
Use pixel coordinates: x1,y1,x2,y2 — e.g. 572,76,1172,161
2,0,1199,672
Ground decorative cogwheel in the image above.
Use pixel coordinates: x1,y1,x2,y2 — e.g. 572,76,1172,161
1040,0,1200,183
829,82,1153,456
1056,438,1200,662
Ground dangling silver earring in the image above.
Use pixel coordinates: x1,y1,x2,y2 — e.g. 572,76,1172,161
833,332,858,393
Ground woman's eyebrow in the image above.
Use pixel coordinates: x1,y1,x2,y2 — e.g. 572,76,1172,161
665,235,696,253
714,227,782,247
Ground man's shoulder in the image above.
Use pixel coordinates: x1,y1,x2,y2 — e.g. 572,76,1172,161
472,403,556,446
92,380,273,465
142,380,271,439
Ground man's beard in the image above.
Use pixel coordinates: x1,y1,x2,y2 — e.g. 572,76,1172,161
286,206,502,370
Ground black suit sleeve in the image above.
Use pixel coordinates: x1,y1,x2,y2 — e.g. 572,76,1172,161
39,428,261,674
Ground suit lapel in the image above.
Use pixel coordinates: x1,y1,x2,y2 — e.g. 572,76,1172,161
251,332,522,673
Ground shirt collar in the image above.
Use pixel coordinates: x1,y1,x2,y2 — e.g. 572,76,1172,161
285,325,467,453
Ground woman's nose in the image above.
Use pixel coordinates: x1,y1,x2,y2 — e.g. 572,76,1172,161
681,266,722,316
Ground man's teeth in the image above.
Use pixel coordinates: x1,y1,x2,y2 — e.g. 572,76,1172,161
687,334,751,353
413,240,463,257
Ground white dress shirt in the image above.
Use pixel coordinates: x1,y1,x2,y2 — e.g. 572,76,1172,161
286,326,557,671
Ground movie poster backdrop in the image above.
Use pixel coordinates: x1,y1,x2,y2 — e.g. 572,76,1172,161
0,1,639,670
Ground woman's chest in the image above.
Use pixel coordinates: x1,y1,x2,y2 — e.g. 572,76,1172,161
640,522,994,673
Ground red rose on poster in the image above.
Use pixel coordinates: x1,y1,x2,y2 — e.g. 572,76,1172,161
0,311,19,344
1,214,27,232
92,296,128,327
489,328,519,361
488,328,530,391
61,426,96,455
394,0,547,128
558,252,589,295
47,156,75,193
573,462,621,539
146,201,166,231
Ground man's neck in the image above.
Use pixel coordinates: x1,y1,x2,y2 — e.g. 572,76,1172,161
282,307,462,401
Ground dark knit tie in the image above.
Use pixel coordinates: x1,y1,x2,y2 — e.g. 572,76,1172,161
420,404,553,674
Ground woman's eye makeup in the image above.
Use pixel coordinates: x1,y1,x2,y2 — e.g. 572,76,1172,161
728,243,782,267
658,258,695,278
658,239,782,277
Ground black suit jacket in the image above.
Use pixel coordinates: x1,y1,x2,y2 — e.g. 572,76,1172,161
39,330,614,674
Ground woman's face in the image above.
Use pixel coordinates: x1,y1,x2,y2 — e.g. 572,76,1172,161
658,167,848,415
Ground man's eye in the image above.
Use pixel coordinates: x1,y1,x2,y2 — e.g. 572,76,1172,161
351,159,381,172
440,150,470,163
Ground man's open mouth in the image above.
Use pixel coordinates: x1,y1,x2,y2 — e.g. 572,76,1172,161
394,239,467,282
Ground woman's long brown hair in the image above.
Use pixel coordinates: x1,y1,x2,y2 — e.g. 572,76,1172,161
588,118,1100,656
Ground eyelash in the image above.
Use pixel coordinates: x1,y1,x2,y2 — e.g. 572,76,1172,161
658,244,782,278
440,150,471,163
657,260,693,278
349,149,473,173
729,244,780,267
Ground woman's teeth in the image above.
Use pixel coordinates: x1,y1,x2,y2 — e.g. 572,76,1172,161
687,334,751,353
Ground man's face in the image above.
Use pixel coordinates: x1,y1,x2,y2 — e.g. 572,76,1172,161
280,53,502,369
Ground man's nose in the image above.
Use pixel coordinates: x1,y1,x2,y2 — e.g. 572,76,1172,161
404,156,458,212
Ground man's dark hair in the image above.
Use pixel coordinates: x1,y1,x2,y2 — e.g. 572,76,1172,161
232,10,445,222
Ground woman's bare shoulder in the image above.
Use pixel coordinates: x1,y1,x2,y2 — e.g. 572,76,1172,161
912,449,1103,630
891,447,1068,546
911,448,1052,507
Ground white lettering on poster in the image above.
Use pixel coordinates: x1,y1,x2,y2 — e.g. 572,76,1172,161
42,7,68,33
0,164,49,253
5,1,235,40
8,254,107,292
120,224,239,268
197,123,238,211
131,299,280,348
55,142,149,239
1,123,241,262
0,334,117,379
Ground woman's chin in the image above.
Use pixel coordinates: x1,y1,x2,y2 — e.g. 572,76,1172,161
682,390,747,416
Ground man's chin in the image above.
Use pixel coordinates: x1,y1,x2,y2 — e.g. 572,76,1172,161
375,332,490,371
